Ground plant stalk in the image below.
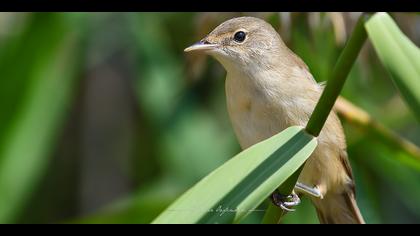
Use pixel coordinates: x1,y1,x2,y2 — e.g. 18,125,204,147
306,14,369,137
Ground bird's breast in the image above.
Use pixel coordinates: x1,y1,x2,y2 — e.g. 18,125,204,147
225,72,291,149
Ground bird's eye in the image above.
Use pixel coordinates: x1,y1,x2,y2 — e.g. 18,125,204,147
233,31,246,43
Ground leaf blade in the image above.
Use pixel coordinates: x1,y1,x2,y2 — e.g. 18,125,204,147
152,126,317,224
365,12,420,121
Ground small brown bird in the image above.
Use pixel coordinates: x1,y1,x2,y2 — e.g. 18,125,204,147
185,16,365,224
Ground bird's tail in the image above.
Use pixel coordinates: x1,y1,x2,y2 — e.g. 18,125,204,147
312,191,365,224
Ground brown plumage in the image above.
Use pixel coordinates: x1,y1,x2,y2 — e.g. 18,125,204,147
185,16,365,224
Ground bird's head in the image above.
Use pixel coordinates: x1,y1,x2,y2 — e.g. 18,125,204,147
185,16,287,73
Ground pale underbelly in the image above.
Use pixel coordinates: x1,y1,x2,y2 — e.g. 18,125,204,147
229,108,291,149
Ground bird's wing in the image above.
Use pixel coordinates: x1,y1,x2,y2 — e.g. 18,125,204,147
339,150,356,194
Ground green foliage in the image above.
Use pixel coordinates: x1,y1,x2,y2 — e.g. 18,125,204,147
153,126,317,224
365,13,420,121
306,14,368,136
349,135,420,223
0,13,86,223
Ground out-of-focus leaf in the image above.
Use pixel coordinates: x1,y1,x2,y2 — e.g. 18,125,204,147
153,126,317,224
351,137,420,222
71,178,183,224
128,13,184,125
346,146,384,224
0,13,85,223
365,12,420,121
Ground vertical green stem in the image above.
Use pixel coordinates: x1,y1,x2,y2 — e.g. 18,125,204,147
306,14,369,137
261,203,283,224
263,13,370,224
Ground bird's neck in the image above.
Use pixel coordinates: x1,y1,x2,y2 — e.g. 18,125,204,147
224,64,285,113
224,61,289,97
223,58,320,115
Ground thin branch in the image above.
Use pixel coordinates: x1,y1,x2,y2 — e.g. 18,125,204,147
335,96,420,160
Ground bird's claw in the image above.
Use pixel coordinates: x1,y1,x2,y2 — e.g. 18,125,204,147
271,191,301,212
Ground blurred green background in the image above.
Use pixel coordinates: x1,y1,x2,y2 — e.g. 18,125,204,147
0,12,419,224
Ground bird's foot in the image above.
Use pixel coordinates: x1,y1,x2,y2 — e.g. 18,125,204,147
294,182,323,199
271,191,300,212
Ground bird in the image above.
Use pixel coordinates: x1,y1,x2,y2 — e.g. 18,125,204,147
184,16,365,224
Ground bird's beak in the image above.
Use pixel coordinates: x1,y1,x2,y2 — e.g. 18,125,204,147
184,40,218,52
